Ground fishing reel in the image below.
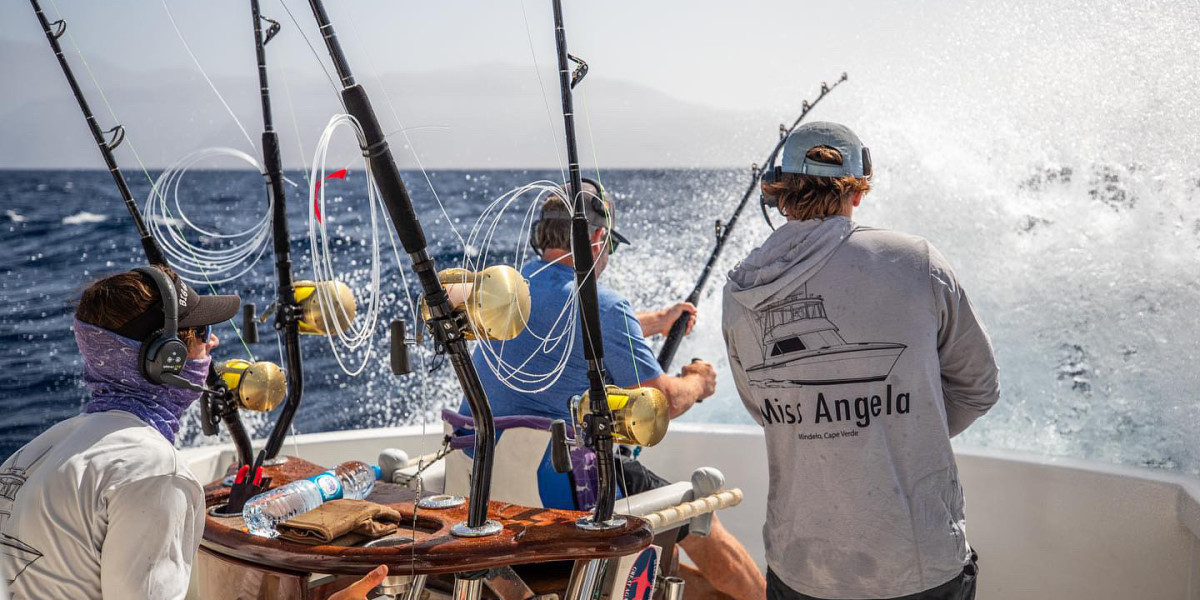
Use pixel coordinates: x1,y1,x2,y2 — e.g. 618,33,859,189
417,266,532,341
241,280,358,342
214,359,287,412
199,359,287,437
392,265,530,377
549,385,670,474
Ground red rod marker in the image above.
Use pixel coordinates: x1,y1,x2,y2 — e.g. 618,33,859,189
313,169,348,223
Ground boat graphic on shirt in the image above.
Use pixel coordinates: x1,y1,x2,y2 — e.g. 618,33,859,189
746,286,905,387
0,449,44,585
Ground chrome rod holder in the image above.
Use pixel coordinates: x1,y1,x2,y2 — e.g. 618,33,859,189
563,559,606,600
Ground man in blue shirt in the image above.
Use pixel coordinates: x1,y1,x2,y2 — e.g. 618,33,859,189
465,179,766,599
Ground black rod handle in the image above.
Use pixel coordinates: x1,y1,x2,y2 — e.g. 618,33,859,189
657,313,692,371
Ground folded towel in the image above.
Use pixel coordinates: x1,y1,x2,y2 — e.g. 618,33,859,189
278,499,405,545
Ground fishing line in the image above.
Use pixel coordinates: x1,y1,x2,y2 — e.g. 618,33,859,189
464,183,579,391
338,0,466,250
576,86,645,386
275,0,343,98
43,0,257,359
145,148,273,285
518,0,568,182
159,0,258,153
463,182,625,394
309,114,387,376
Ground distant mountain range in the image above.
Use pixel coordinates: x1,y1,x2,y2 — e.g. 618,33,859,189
1,40,764,170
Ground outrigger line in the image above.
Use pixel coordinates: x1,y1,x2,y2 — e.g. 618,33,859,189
27,0,256,467
246,0,305,462
656,73,850,371
549,0,621,528
300,0,501,540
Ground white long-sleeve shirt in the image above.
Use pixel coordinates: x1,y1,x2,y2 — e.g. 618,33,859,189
723,217,1000,599
0,411,204,600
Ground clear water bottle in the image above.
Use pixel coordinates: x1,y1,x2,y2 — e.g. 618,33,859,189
243,461,382,538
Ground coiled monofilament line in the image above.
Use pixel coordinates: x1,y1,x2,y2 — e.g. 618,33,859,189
308,114,385,376
462,181,618,394
145,148,273,285
464,182,577,392
43,0,257,360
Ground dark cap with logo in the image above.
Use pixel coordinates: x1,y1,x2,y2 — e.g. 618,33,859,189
110,272,241,340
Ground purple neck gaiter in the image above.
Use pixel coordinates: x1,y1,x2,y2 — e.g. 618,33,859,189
75,319,211,444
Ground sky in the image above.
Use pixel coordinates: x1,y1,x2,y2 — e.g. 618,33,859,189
3,0,1198,168
1,0,916,169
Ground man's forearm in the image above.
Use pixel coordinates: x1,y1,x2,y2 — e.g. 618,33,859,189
636,309,665,337
659,374,703,418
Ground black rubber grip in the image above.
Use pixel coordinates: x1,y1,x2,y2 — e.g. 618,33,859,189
550,420,573,473
340,85,427,253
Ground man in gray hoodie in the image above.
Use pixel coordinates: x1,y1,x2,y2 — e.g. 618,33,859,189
722,122,999,600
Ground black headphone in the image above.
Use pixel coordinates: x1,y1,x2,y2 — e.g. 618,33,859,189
529,177,611,254
133,266,191,387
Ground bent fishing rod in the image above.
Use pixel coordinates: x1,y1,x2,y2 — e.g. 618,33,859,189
551,0,620,526
303,0,499,534
29,0,254,466
245,0,305,462
656,73,849,371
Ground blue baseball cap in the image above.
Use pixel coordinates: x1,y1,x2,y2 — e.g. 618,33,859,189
779,121,872,179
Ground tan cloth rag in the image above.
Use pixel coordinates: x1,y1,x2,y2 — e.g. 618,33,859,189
278,499,404,545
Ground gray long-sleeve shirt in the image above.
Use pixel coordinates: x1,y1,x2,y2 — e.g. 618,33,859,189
722,216,999,599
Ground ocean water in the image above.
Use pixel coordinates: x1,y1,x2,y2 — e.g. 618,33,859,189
1,160,1198,476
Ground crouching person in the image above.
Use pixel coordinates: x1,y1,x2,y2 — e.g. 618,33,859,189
722,122,1000,600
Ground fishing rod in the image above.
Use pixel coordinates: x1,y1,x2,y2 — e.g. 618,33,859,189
550,0,619,527
30,0,255,467
28,0,163,266
302,0,500,535
245,0,305,462
656,73,849,371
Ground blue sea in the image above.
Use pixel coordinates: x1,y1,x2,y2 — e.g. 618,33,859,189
3,166,1199,477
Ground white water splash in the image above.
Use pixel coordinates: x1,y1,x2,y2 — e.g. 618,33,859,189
62,212,107,225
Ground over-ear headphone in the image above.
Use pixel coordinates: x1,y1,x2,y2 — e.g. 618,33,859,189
528,177,611,254
133,266,190,387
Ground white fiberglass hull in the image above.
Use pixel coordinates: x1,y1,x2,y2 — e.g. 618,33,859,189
746,343,906,386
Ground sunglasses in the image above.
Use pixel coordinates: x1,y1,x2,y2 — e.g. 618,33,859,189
186,324,212,341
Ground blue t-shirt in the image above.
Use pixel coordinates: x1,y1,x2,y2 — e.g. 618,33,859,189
462,259,664,422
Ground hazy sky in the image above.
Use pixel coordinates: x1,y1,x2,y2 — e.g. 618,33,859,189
4,0,1197,168
3,0,891,111
1,0,917,168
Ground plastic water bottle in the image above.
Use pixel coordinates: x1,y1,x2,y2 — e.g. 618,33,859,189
243,461,382,538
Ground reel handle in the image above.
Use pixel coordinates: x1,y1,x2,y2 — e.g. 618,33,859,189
390,320,412,375
549,420,574,474
242,303,259,344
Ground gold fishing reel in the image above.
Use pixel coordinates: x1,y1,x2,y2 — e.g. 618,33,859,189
293,280,357,335
419,265,531,341
576,385,669,447
215,359,286,412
